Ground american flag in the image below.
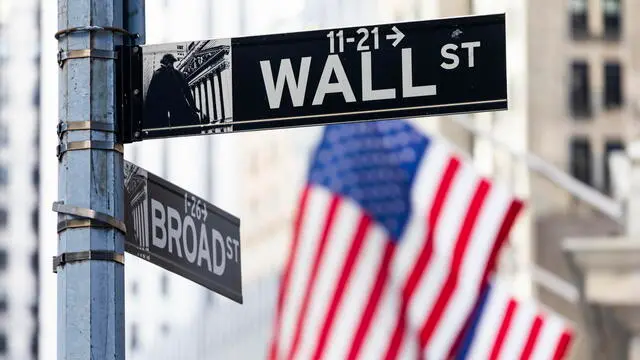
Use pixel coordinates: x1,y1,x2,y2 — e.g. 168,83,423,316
455,278,574,360
268,120,524,359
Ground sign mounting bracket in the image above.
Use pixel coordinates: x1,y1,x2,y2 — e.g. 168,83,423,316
116,45,144,143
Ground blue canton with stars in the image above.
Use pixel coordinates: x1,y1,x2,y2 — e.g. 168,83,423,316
308,120,431,241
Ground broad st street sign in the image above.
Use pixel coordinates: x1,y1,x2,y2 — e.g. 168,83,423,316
123,161,242,303
119,13,506,142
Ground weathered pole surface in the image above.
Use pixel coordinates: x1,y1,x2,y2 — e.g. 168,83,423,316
56,0,125,358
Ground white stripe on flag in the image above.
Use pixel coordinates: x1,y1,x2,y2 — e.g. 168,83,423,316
424,185,512,358
500,297,538,358
406,162,476,332
359,282,400,359
391,140,449,287
277,188,332,359
466,282,512,359
531,315,567,360
295,199,363,360
320,223,387,360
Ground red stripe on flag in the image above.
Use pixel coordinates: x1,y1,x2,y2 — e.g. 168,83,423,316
447,198,525,358
347,241,396,360
419,180,491,348
311,215,372,360
519,315,544,360
269,186,311,360
551,330,574,360
286,195,341,360
489,299,518,360
384,156,461,360
482,199,524,283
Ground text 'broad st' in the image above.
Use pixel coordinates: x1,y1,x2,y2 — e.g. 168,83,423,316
124,161,242,303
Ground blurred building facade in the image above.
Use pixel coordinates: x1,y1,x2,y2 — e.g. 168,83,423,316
36,0,638,359
385,0,636,358
0,1,41,359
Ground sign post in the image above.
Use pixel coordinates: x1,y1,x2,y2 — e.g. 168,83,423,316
123,161,243,303
55,0,126,358
119,13,507,143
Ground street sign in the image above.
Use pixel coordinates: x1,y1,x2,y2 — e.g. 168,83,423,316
120,13,506,142
123,160,242,303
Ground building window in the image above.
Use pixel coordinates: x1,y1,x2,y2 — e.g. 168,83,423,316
570,137,593,185
0,293,7,312
31,167,39,187
30,251,38,273
0,125,7,147
32,87,40,107
160,274,169,296
570,0,589,38
31,208,39,233
30,332,38,357
570,61,591,118
0,166,7,186
0,250,7,271
604,62,623,108
603,139,625,195
0,209,6,228
603,0,621,40
130,323,139,351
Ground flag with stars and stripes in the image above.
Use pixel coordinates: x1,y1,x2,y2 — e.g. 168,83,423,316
455,277,575,360
268,120,524,360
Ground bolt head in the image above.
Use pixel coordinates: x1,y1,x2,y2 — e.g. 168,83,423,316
133,89,140,95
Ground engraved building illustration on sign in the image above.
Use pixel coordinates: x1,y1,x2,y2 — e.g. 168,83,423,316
142,39,233,133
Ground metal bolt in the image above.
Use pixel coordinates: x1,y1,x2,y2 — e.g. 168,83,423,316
134,131,141,138
133,46,139,53
133,89,140,96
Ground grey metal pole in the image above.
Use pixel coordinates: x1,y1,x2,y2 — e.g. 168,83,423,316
56,0,125,358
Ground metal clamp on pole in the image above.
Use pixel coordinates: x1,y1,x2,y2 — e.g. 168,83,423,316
55,25,139,40
52,201,127,235
57,219,113,233
56,140,123,161
57,121,116,139
53,250,124,273
58,49,118,68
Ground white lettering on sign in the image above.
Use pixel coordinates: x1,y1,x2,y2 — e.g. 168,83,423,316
198,223,212,271
401,48,437,98
151,199,167,248
260,57,311,109
440,41,481,70
312,54,356,105
182,216,198,263
361,51,396,101
259,48,441,108
150,198,238,276
167,206,182,257
210,228,226,276
327,26,402,53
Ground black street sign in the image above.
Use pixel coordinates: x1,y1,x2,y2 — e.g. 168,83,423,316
120,13,506,142
123,161,242,303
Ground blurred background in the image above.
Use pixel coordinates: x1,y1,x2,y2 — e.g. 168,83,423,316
1,0,639,359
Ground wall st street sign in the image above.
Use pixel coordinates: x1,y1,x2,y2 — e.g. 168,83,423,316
119,13,507,142
123,161,242,303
